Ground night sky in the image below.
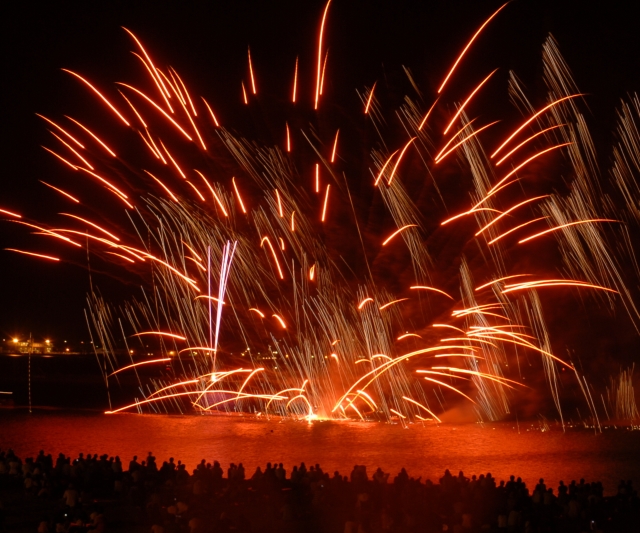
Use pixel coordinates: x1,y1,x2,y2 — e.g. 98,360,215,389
1,0,639,349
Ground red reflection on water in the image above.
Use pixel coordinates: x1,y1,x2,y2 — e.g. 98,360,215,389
1,410,638,495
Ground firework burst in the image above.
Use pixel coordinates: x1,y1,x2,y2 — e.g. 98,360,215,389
3,2,640,426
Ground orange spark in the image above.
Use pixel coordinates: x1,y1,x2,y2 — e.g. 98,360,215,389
177,347,216,354
321,184,330,222
379,298,409,310
132,331,187,340
443,69,498,134
435,121,499,163
502,280,618,295
170,67,197,116
108,358,171,377
275,189,284,217
134,251,198,290
48,131,94,170
194,170,229,216
185,181,206,201
475,274,532,291
358,297,373,309
373,149,400,186
286,122,291,152
432,367,523,389
260,236,284,279
122,28,173,108
32,230,82,248
131,52,174,112
484,143,571,198
410,286,454,299
104,391,238,415
146,379,200,398
41,146,78,170
201,97,220,127
495,124,566,166
116,83,193,140
491,94,583,158
437,2,509,93
364,82,377,114
232,177,247,214
319,49,329,96
185,256,206,272
441,207,502,226
0,208,21,218
387,137,416,185
144,170,180,203
195,295,225,304
62,69,130,126
452,303,504,315
382,224,417,246
488,217,549,245
241,82,248,104
248,47,257,94
454,310,508,320
36,114,84,148
518,219,620,244
292,56,298,103
40,227,114,248
475,195,549,237
78,168,130,201
421,376,477,403
106,251,135,263
164,69,186,105
60,213,120,241
355,390,378,409
315,0,333,110
402,396,442,422
432,324,465,333
5,249,59,261
315,163,320,192
65,116,117,156
175,90,206,150
433,353,484,359
439,337,498,348
418,98,440,130
432,118,479,160
118,90,148,128
273,314,287,328
137,130,165,162
290,211,296,232
309,264,316,280
249,308,265,318
397,333,422,340
181,241,202,261
331,129,339,162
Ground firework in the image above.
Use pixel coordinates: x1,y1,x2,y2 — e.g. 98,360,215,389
4,2,640,425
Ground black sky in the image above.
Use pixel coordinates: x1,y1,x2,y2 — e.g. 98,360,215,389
1,0,639,345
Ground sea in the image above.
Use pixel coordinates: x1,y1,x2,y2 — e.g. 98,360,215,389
1,408,639,496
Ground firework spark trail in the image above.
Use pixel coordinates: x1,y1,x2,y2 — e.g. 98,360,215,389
213,241,237,369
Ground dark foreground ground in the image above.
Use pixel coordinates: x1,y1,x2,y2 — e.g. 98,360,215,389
1,448,638,533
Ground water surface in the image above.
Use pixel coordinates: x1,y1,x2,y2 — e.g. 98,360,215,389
1,409,638,494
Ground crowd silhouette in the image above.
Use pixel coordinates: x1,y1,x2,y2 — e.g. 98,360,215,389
1,449,638,532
